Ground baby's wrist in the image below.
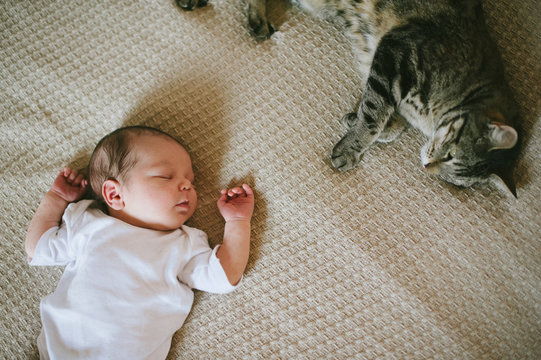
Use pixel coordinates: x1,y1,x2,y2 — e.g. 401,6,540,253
224,217,251,224
45,190,70,206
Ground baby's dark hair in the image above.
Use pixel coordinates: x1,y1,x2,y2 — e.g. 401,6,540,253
88,126,181,202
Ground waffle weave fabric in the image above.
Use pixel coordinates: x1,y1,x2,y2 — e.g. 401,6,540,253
1,1,540,359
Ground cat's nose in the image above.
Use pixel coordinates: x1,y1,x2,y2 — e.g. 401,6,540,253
423,163,435,172
423,162,439,175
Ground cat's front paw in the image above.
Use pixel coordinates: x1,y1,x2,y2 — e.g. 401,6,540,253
176,0,207,11
331,133,365,172
247,0,274,40
341,112,359,129
248,14,275,40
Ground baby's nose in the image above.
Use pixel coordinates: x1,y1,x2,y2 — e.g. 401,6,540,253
179,179,192,190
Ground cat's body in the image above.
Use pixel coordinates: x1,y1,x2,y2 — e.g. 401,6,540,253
180,0,521,195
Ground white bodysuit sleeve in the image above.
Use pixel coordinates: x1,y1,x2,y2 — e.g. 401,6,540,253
28,200,91,266
179,227,240,294
29,225,71,266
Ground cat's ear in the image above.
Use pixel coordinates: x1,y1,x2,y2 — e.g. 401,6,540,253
487,123,518,151
490,164,517,198
486,121,518,197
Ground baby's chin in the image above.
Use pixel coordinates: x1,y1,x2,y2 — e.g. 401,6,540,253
137,218,188,232
156,221,189,231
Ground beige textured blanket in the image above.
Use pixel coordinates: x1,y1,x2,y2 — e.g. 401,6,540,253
1,0,539,358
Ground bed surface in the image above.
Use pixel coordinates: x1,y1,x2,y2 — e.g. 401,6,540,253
1,0,540,358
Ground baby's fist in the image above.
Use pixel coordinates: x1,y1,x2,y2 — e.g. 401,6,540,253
50,167,88,203
217,184,254,222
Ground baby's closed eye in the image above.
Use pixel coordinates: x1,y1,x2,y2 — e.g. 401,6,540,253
152,174,173,180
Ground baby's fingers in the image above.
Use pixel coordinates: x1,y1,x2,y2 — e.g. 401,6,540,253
63,167,87,187
73,173,86,187
226,187,245,197
63,167,77,181
241,184,253,197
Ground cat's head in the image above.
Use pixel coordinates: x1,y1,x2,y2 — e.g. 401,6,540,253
421,110,518,195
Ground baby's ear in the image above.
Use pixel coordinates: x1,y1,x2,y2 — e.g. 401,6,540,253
102,180,124,210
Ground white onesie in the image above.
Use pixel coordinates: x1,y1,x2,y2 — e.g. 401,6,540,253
30,200,237,359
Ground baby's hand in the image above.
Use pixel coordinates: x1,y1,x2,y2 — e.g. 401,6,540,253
50,167,88,203
217,184,254,222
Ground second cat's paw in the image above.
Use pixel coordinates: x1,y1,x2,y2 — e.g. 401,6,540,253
176,0,208,11
248,15,275,40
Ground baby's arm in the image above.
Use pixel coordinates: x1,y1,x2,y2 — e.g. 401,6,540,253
216,184,255,285
25,167,87,259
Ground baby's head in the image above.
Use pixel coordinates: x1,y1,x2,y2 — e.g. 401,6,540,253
89,126,197,231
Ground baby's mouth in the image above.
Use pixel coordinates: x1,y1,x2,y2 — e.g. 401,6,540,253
176,200,189,208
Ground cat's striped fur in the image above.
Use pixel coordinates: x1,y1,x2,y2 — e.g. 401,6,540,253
180,0,521,195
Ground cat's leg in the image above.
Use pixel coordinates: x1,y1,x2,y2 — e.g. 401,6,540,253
344,111,407,144
331,26,416,171
331,92,396,171
340,7,381,88
348,35,376,89
246,0,274,40
376,113,408,143
331,49,400,170
176,0,208,11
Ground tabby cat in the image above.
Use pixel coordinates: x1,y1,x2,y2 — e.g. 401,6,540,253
180,0,521,196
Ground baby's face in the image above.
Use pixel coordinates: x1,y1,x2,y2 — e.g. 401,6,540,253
118,134,197,231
